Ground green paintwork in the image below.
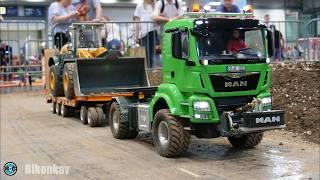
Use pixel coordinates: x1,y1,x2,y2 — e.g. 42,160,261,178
149,17,272,124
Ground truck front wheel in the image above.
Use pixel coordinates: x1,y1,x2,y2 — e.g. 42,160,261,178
109,102,138,139
228,133,263,149
152,109,191,157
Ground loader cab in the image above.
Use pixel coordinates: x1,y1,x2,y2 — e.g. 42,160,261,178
70,23,106,58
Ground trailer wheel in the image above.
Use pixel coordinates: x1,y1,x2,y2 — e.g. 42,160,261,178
96,107,105,127
109,102,138,139
56,103,61,115
152,109,191,157
49,66,64,96
61,104,74,117
63,63,75,99
51,101,57,114
88,107,99,127
228,133,263,149
80,106,88,124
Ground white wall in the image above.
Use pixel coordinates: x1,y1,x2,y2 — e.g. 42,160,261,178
102,6,136,21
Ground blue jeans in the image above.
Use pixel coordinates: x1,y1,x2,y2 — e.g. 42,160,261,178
107,39,121,51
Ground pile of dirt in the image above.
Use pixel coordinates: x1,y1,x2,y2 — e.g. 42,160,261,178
147,62,320,144
271,62,320,144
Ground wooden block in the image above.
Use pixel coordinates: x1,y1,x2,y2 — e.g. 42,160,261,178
44,49,56,95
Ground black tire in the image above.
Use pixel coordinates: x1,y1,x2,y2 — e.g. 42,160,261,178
88,107,99,127
49,65,64,96
228,133,263,149
96,107,105,127
152,109,191,157
80,106,88,124
63,63,75,99
51,101,57,114
56,103,61,115
61,104,74,117
109,102,138,139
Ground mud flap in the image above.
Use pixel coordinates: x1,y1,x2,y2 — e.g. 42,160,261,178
73,57,149,96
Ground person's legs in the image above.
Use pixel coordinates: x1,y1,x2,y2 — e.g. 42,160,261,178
141,34,152,68
274,48,281,62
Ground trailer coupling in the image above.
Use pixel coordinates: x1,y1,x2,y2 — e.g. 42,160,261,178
220,110,285,137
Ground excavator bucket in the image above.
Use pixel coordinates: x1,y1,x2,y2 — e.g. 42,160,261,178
73,57,149,96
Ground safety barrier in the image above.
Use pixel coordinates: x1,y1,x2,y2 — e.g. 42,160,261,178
0,19,319,86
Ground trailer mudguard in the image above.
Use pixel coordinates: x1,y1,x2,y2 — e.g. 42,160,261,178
149,83,187,121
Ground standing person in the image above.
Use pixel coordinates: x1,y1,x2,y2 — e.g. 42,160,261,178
270,25,285,62
216,0,241,13
48,0,79,50
264,14,271,29
73,0,102,21
153,0,183,23
100,16,121,51
134,0,158,68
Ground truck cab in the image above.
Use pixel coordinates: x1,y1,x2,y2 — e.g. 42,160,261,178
107,13,285,158
146,13,284,156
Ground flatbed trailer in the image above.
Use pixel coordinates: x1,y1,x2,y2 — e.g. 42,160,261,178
46,86,157,127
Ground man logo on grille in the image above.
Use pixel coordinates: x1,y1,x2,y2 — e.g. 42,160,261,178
3,162,17,176
225,81,247,88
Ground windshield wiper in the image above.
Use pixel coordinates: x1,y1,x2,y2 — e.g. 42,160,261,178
203,55,236,61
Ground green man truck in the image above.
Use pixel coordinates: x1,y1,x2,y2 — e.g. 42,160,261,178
47,13,285,158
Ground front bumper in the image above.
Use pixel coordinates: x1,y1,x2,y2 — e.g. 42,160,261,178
220,110,285,137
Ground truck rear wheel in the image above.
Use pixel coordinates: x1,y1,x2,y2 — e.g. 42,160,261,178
61,104,74,117
80,106,88,124
152,109,191,157
109,102,138,139
56,103,61,115
63,63,75,99
96,107,105,127
51,101,56,114
228,133,263,149
88,107,99,127
49,66,64,96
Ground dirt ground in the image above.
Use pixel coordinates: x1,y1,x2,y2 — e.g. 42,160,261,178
147,62,320,144
271,62,320,144
0,91,319,180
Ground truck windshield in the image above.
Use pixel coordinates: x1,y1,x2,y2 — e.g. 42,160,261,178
196,28,266,64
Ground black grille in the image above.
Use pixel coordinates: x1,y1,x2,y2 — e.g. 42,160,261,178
210,73,260,92
214,96,254,113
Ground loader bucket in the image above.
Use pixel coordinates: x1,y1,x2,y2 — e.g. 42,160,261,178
73,57,149,96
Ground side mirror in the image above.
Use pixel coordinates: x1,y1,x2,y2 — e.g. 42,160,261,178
266,30,274,57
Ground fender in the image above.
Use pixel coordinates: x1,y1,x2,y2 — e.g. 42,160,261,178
149,83,187,121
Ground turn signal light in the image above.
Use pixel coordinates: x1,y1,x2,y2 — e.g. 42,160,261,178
192,4,200,12
243,5,254,13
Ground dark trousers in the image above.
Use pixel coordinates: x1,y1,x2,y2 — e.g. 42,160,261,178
54,33,69,50
141,30,158,68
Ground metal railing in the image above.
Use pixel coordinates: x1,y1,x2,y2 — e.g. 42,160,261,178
0,19,319,86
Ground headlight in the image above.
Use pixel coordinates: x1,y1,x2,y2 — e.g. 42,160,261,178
261,97,272,104
193,101,211,112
